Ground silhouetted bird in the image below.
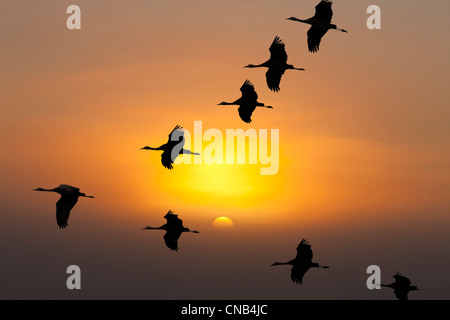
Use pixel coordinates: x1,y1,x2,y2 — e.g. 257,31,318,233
141,125,200,170
33,184,94,229
143,210,199,251
244,36,304,92
287,0,347,53
381,273,419,300
218,80,272,123
271,238,329,284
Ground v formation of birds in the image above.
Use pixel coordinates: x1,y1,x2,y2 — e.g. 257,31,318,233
32,1,418,299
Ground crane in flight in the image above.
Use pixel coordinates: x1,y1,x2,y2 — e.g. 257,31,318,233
381,273,419,300
33,184,94,229
143,210,199,251
218,80,273,123
141,125,200,170
244,36,304,92
271,238,330,284
287,0,347,53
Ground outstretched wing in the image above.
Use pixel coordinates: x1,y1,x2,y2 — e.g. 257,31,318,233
393,273,412,286
162,126,185,169
265,68,285,92
307,26,328,53
59,184,79,193
240,80,258,102
161,150,175,169
165,212,183,228
237,104,256,124
269,36,288,64
296,239,313,262
394,288,409,301
167,125,184,144
314,0,333,23
56,194,78,229
164,230,182,251
291,265,310,284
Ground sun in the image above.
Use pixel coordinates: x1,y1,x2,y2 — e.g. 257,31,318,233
212,216,234,229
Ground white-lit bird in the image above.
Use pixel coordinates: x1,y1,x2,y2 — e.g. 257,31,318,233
140,125,200,170
33,184,94,229
381,273,419,300
271,238,330,284
218,80,273,123
143,210,199,251
287,0,347,53
244,36,304,92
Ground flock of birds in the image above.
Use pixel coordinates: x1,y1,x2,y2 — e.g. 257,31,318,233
32,1,419,300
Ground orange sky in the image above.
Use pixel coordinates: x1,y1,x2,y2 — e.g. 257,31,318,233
1,0,449,299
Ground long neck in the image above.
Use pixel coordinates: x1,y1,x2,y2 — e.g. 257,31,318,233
143,226,164,230
34,187,59,193
219,102,238,106
141,145,165,150
272,260,294,266
247,61,269,68
288,17,310,24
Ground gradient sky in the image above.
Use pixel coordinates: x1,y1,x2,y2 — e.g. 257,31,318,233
1,0,449,299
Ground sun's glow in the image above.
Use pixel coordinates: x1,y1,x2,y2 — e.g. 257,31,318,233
212,216,234,228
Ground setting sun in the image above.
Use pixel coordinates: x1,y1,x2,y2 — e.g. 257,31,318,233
212,216,234,229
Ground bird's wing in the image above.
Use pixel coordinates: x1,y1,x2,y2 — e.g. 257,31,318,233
56,194,78,229
240,80,258,101
394,288,409,301
269,36,288,64
237,104,256,124
393,273,412,286
164,230,182,251
165,213,183,228
314,0,333,23
59,184,79,193
265,68,285,92
296,238,313,262
161,149,175,169
307,26,328,53
167,125,184,144
291,264,310,284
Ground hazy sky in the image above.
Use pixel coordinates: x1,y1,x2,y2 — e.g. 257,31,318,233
1,0,449,299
